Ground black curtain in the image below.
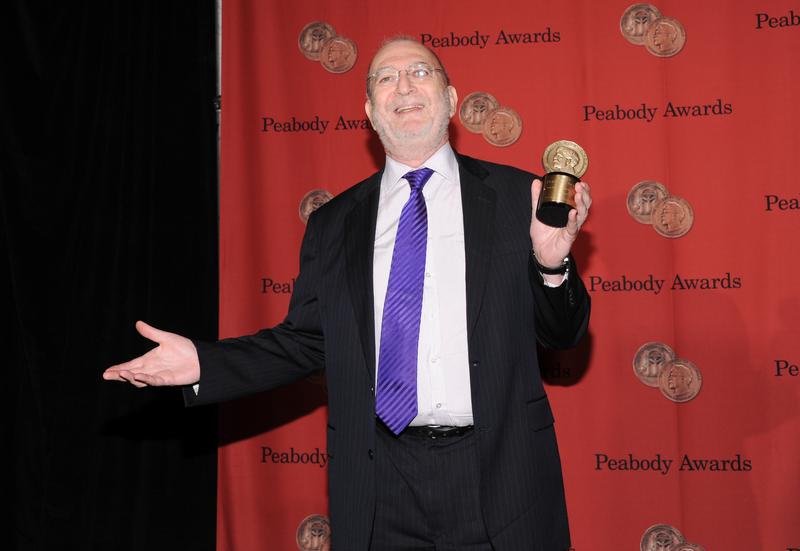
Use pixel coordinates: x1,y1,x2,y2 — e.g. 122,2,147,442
5,3,218,550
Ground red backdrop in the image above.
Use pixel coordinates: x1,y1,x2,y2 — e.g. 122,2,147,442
218,1,800,549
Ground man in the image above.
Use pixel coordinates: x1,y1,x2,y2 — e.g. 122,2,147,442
104,38,592,550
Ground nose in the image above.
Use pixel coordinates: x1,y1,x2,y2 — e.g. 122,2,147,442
395,70,415,95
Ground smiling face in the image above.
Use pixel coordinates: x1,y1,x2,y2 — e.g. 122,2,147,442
364,40,457,165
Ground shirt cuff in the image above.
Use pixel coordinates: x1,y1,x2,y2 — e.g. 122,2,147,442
541,271,568,288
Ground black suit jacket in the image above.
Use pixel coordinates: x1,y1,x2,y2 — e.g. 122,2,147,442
188,153,590,550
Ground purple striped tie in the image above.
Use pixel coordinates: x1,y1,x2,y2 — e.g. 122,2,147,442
376,167,434,435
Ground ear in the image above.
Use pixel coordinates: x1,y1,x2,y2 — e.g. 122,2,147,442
364,99,374,127
446,85,458,117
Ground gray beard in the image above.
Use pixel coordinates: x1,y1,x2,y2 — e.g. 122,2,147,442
371,91,451,163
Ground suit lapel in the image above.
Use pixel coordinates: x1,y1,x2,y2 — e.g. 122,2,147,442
345,172,382,382
458,155,496,341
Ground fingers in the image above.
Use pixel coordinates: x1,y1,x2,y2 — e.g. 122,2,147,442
565,206,580,237
576,181,592,209
103,320,160,384
563,181,592,238
104,362,162,387
119,370,149,388
531,179,542,210
136,320,171,343
573,181,592,228
132,372,163,387
103,356,143,380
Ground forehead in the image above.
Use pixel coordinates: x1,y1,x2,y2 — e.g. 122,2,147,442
369,40,438,72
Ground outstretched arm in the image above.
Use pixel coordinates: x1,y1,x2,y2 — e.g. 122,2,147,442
103,210,326,402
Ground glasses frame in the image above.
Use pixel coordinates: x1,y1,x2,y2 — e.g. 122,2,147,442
366,62,444,88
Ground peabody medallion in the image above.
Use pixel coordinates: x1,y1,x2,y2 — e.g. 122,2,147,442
537,139,589,227
298,22,336,61
542,140,588,178
299,189,334,224
459,91,500,134
640,524,685,551
633,341,676,388
296,514,331,551
627,180,669,224
644,16,687,57
651,195,694,238
320,36,358,73
620,4,662,45
482,106,523,147
658,359,702,403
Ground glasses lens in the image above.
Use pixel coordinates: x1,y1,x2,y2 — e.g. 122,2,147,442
408,63,433,79
372,68,398,86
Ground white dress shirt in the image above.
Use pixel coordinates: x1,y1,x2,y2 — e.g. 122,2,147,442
373,143,474,427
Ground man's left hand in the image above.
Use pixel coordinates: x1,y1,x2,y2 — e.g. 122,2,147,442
529,179,592,268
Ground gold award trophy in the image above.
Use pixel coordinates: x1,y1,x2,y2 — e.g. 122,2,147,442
537,140,589,227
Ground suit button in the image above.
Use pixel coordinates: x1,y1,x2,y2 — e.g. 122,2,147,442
370,386,375,393
368,449,374,460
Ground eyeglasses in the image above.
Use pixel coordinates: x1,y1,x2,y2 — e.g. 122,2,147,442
367,62,443,87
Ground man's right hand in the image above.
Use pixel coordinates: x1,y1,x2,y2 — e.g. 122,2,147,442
103,321,201,388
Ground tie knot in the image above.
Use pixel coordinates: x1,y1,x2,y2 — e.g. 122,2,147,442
403,167,434,191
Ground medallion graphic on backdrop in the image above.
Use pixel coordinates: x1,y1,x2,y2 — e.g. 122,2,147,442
640,524,705,551
298,22,336,61
296,514,331,551
482,106,523,147
620,4,687,57
620,4,661,45
657,359,702,403
298,22,357,74
651,196,693,238
633,342,702,403
299,189,334,224
632,341,674,387
627,181,668,223
459,91,500,134
626,180,693,238
640,523,684,550
320,36,358,74
458,91,522,147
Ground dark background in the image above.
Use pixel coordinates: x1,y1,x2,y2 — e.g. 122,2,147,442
5,3,218,549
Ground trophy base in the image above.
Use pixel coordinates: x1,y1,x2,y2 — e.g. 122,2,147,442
536,172,578,228
536,201,573,228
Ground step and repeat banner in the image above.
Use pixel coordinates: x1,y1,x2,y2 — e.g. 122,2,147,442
218,1,799,549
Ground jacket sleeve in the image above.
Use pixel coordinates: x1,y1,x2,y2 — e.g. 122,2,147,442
529,253,591,350
183,213,326,406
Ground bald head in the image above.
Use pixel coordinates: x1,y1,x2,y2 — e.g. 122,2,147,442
366,37,450,101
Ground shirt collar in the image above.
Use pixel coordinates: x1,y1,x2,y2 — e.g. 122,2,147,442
383,142,458,191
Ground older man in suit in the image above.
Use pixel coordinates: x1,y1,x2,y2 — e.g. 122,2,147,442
105,37,592,551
